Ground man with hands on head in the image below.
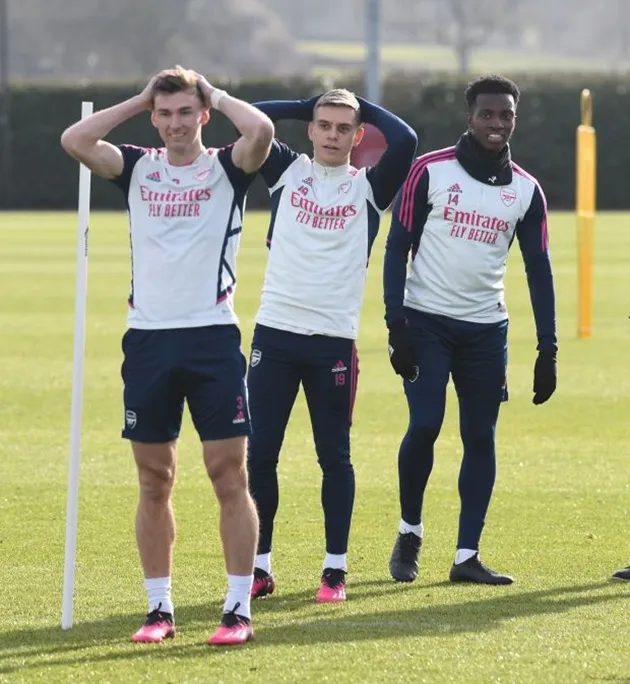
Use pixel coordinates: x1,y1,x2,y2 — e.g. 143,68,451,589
61,65,274,646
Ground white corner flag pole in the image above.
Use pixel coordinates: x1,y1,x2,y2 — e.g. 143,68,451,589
62,101,93,630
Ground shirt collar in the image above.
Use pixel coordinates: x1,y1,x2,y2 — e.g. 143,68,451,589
312,159,350,179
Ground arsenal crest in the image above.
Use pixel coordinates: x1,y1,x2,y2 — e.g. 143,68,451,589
338,181,352,194
500,187,517,207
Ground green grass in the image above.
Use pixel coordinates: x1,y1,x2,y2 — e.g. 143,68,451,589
297,40,626,73
1,209,630,683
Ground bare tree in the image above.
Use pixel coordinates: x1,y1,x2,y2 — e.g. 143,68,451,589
67,0,198,78
443,0,498,73
382,0,525,72
9,0,303,80
76,0,302,78
9,0,625,80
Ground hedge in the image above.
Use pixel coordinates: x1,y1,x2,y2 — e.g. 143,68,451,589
2,72,629,210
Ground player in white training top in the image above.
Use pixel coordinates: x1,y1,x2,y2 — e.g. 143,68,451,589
384,75,557,587
61,66,273,646
246,89,417,603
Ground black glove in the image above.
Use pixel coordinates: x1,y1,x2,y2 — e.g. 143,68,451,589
388,320,418,381
533,350,557,405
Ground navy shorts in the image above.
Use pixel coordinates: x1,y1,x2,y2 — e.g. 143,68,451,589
121,324,250,443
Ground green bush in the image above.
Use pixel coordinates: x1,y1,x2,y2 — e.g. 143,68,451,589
3,72,628,210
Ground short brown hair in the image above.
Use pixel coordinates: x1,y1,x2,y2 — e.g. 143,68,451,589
150,65,203,105
315,88,361,124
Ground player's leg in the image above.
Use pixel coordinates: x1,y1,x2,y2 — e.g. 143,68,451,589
182,324,257,645
204,435,258,645
131,442,178,642
450,319,513,585
121,328,185,643
302,336,359,602
246,325,301,597
389,310,452,582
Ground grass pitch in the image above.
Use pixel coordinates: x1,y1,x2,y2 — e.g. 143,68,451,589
1,209,630,683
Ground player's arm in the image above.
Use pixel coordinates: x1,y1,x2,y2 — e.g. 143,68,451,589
360,97,418,211
515,183,558,404
252,96,320,123
516,185,557,354
384,163,430,326
249,97,319,187
257,140,300,189
383,165,430,380
196,75,274,175
60,81,155,179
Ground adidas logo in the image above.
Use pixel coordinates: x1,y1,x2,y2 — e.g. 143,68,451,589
232,411,245,424
301,176,314,187
146,171,161,182
447,183,462,193
331,360,347,373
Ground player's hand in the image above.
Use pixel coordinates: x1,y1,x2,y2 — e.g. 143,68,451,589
138,74,161,111
192,72,215,109
388,320,418,382
533,350,557,405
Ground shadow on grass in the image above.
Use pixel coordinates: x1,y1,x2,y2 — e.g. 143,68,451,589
1,580,628,675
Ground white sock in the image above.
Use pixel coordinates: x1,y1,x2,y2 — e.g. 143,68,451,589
144,576,173,616
455,548,478,565
399,519,424,538
224,574,253,620
255,552,272,574
323,553,347,571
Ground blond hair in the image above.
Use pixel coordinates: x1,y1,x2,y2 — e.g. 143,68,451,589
315,88,361,123
150,65,202,105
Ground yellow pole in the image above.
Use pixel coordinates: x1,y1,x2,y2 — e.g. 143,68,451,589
576,89,596,339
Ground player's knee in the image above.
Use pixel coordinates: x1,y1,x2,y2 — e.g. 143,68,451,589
461,424,496,456
316,448,352,473
137,464,175,503
205,440,248,502
408,417,442,446
247,440,281,469
211,463,248,503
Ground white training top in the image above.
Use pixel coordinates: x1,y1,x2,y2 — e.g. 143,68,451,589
255,142,386,340
393,147,547,324
112,145,253,330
